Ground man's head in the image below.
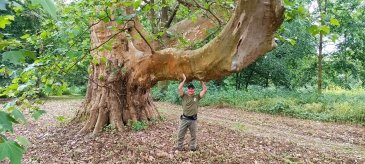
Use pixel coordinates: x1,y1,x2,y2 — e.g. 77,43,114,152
187,83,195,96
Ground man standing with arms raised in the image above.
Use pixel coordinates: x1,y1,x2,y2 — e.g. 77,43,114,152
176,74,207,151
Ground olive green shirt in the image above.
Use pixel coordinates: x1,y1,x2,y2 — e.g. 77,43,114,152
181,93,201,116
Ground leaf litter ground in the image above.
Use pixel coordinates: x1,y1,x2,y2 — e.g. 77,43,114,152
3,98,365,163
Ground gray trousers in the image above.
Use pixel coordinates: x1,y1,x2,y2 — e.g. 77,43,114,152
177,119,197,149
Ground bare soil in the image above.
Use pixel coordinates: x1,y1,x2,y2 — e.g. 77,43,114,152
6,98,365,163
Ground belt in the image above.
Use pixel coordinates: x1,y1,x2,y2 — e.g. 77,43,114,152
180,114,197,120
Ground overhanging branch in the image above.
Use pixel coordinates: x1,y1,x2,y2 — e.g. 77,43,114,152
132,0,285,84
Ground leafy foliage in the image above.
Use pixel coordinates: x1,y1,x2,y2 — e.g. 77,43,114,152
0,140,24,164
0,111,16,132
0,15,14,29
31,0,58,19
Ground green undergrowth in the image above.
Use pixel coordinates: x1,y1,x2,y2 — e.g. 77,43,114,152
127,115,167,132
153,85,365,125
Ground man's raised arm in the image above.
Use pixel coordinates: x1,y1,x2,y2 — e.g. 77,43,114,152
178,74,186,97
199,81,207,98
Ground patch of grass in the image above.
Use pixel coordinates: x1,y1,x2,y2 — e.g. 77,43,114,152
103,124,117,133
232,122,246,132
159,114,167,121
54,115,70,126
284,157,300,164
131,121,148,131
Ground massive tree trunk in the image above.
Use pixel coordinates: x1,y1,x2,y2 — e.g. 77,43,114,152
76,0,284,135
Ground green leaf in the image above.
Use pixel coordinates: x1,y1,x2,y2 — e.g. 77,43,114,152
12,6,23,15
31,0,58,19
65,51,81,58
0,111,14,132
40,31,50,39
297,5,306,15
16,136,30,148
23,50,36,60
47,78,54,85
157,31,165,37
330,34,339,42
43,85,52,95
11,109,26,124
1,50,35,65
143,4,151,12
115,16,124,24
20,34,30,39
0,67,5,74
124,1,133,7
98,10,107,19
8,83,19,90
0,140,24,164
134,0,142,9
308,25,319,36
284,12,293,20
0,15,14,29
319,25,330,34
2,51,26,65
330,17,340,27
283,0,294,6
31,110,46,120
286,38,297,45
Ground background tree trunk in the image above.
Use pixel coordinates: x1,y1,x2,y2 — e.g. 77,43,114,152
317,0,327,94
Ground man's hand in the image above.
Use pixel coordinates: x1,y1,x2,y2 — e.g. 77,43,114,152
182,74,186,82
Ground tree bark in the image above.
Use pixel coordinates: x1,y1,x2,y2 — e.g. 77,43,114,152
76,20,161,135
76,0,284,134
317,0,326,94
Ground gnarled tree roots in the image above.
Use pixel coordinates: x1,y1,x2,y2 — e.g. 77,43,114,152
76,64,160,135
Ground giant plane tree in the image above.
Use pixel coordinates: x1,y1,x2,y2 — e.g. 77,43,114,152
75,0,284,134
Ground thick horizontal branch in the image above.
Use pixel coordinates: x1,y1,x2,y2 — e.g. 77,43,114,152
130,0,284,85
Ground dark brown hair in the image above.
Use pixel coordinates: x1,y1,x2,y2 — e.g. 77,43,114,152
187,83,195,89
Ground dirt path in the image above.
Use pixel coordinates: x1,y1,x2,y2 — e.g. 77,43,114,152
158,102,365,163
6,99,365,163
